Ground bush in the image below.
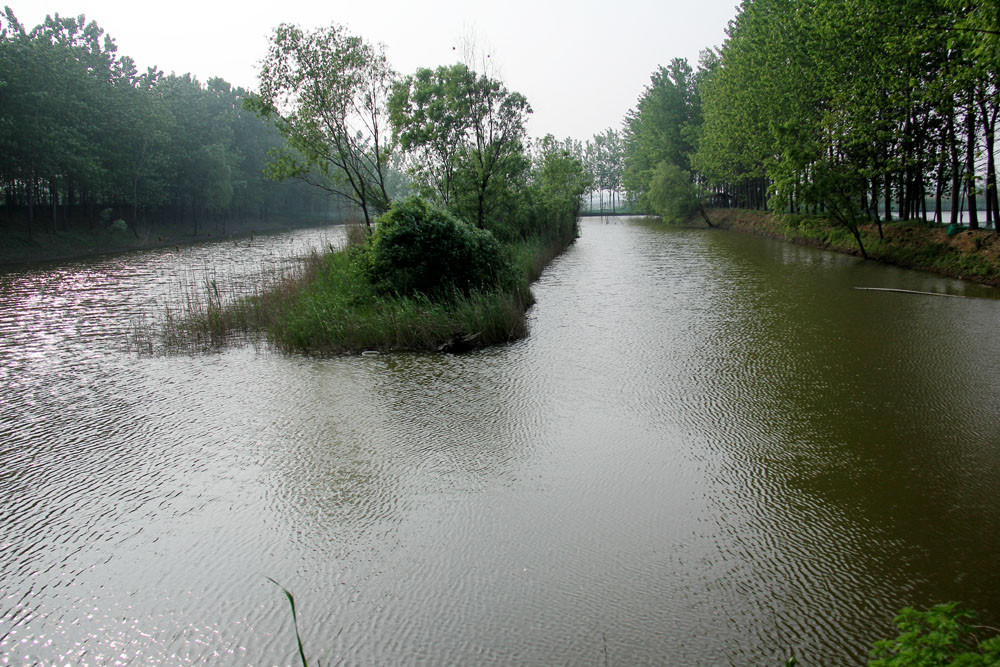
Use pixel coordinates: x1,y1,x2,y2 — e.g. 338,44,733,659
869,602,1000,666
647,161,698,223
367,196,519,301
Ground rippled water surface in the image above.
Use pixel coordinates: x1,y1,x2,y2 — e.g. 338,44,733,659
2,219,998,664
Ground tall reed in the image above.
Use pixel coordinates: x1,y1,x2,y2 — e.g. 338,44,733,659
138,219,574,355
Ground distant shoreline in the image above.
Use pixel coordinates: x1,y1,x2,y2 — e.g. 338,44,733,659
0,217,344,269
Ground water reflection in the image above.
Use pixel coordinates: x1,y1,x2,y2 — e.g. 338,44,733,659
1,219,998,664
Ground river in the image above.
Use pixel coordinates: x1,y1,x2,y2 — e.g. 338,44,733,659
1,217,998,664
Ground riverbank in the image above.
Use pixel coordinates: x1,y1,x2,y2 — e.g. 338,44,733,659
705,208,1000,287
0,216,343,268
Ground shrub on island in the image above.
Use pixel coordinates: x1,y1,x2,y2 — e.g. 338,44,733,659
366,197,520,301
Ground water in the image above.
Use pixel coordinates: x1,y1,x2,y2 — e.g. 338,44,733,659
1,218,998,664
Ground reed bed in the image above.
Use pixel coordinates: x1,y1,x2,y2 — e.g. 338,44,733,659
133,220,572,356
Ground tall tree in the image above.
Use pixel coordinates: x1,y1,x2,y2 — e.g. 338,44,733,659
623,57,701,210
249,22,396,230
389,62,531,231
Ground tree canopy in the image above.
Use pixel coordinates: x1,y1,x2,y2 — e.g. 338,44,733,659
389,61,532,233
618,0,1000,250
0,9,332,241
250,22,397,230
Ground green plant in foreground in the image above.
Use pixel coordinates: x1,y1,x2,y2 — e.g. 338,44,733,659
869,602,1000,666
267,577,309,667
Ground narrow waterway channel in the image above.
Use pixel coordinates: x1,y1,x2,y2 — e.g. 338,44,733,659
1,217,998,664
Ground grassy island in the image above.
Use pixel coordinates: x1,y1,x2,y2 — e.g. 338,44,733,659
161,143,589,355
142,22,592,356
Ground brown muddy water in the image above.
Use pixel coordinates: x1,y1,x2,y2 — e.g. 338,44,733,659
1,218,998,664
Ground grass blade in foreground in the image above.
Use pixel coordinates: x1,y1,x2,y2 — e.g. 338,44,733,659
266,577,309,667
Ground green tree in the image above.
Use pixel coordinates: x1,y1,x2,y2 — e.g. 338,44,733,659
249,22,396,230
647,161,714,227
585,128,624,213
389,63,471,207
623,57,702,210
530,134,592,236
367,196,517,300
389,61,531,232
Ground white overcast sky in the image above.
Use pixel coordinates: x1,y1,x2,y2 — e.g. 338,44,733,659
12,0,738,141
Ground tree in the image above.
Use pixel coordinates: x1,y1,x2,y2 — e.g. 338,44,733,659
367,196,518,300
870,602,1000,666
389,61,531,231
530,134,592,236
647,161,713,227
389,63,471,207
623,58,702,210
585,128,624,213
249,22,396,230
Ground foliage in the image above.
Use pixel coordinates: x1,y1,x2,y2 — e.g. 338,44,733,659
869,602,1000,666
366,196,518,301
0,8,328,241
388,63,471,207
153,225,544,355
389,61,532,231
622,0,1000,243
712,208,1000,282
266,578,308,667
2,10,592,352
778,156,873,257
647,161,699,222
584,128,623,212
154,127,590,353
529,134,592,237
249,21,396,229
623,57,703,210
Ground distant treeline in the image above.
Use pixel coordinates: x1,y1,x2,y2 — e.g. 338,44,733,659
0,8,346,241
624,0,998,237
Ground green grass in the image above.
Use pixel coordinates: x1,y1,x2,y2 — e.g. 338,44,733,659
142,221,577,355
267,246,529,353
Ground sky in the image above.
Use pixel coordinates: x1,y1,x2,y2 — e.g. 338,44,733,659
11,0,739,142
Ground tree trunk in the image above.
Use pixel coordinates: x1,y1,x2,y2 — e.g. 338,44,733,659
27,175,34,242
884,171,892,222
65,176,73,231
949,104,961,226
51,178,57,234
934,133,946,223
966,97,979,230
978,94,998,229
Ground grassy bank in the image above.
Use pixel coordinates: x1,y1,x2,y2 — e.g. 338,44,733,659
705,208,1000,287
144,222,576,356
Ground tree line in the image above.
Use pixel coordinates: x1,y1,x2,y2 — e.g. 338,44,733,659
0,9,592,248
623,0,998,255
251,23,591,245
0,8,341,242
